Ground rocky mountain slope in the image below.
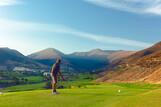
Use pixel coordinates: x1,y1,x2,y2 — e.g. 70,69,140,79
97,41,161,84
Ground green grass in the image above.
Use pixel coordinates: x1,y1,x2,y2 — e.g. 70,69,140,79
1,83,161,107
113,83,161,89
2,79,96,92
2,83,45,92
60,79,98,88
25,76,44,83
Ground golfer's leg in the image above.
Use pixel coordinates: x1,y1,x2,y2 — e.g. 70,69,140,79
51,76,56,93
53,76,58,93
53,83,57,92
51,82,55,92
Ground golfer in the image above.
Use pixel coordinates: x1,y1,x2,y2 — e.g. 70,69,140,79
50,59,64,94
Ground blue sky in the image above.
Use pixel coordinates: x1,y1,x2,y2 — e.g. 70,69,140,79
0,0,161,55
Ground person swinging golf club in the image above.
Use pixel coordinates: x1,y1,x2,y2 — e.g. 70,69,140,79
51,58,65,94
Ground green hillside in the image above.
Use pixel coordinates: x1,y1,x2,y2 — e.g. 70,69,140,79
1,83,161,107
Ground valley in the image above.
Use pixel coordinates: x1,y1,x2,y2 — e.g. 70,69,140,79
1,42,161,107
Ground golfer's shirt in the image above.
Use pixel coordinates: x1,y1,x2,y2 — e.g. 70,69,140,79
51,63,60,76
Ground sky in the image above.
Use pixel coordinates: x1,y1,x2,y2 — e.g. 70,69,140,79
0,0,161,55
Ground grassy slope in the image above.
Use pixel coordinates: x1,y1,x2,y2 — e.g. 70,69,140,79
2,83,45,92
1,83,161,107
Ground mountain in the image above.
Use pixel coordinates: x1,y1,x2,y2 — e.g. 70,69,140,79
28,48,134,72
71,49,116,58
68,49,134,72
28,48,66,67
97,41,161,84
107,51,136,62
71,49,135,61
0,48,46,71
28,48,64,60
68,49,114,71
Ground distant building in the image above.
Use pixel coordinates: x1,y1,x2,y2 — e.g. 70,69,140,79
43,72,50,76
13,67,35,72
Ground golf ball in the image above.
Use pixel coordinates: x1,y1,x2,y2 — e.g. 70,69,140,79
118,90,121,93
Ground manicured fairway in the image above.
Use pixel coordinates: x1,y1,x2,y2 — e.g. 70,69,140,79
0,83,161,107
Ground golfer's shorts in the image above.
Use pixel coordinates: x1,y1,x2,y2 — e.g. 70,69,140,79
50,74,57,83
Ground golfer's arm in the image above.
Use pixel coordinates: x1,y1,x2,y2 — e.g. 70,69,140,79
51,65,56,75
59,71,64,80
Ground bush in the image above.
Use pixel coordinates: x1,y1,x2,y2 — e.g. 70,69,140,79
44,81,52,89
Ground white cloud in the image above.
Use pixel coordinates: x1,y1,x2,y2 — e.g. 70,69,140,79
0,0,20,6
84,0,161,15
0,18,152,49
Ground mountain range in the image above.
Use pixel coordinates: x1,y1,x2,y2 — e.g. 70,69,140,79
97,41,161,84
0,47,134,72
1,41,161,84
28,48,134,72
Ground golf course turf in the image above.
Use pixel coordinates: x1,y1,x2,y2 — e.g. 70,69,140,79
1,83,161,107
